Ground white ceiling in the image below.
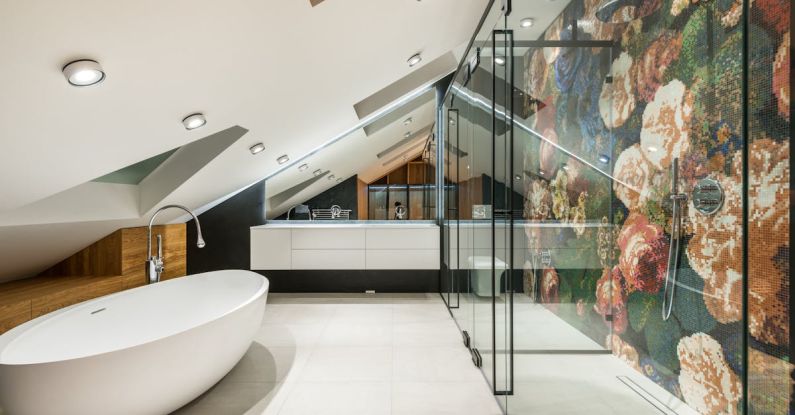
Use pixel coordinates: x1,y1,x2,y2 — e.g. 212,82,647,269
0,0,572,282
0,0,488,212
0,0,489,282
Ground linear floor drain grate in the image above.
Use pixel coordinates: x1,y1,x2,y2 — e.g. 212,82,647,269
617,376,680,415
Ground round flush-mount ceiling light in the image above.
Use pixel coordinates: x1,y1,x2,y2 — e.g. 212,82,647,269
62,59,105,86
182,113,207,130
407,53,422,67
519,18,534,28
277,154,290,165
249,143,265,155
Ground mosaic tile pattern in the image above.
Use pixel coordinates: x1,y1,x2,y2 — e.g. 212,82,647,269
520,0,791,413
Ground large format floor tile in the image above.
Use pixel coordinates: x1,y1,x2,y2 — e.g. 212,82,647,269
173,292,691,415
172,293,498,415
391,381,503,415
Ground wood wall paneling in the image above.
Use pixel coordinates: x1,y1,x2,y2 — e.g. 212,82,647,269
0,300,31,333
121,225,187,283
407,162,428,185
0,224,187,333
387,165,408,184
357,179,368,220
31,276,124,318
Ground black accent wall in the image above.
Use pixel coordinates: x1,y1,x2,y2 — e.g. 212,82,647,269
481,173,524,214
274,175,359,220
187,181,266,274
257,270,439,293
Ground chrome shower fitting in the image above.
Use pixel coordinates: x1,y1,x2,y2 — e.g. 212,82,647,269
662,158,686,321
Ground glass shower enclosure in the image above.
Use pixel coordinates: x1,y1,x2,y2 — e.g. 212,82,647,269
438,0,790,413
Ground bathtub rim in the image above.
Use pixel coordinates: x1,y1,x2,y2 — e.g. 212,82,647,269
0,269,268,366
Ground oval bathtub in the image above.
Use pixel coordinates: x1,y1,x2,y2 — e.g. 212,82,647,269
0,270,269,415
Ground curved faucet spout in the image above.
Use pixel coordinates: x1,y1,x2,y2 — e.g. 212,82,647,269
146,204,205,284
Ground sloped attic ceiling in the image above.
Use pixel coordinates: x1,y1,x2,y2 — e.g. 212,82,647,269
265,91,437,219
0,0,490,282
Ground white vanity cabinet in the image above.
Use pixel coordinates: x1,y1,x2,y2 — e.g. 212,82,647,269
250,223,440,270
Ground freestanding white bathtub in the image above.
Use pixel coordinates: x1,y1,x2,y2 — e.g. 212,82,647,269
0,270,269,415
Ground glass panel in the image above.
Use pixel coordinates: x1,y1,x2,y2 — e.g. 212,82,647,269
263,88,437,221
441,103,460,307
368,185,388,220
492,27,513,396
501,1,751,414
746,2,791,414
516,44,614,352
388,185,408,220
408,185,423,219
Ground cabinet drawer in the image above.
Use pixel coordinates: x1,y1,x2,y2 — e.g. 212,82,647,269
291,250,366,270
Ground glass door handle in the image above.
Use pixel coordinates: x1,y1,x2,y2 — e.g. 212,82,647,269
662,158,686,321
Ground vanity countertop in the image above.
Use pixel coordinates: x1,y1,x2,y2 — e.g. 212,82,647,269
251,220,438,229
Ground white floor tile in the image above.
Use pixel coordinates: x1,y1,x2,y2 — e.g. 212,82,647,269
393,346,482,382
392,303,452,323
261,304,337,325
393,321,462,346
169,293,697,415
225,344,310,383
317,321,393,346
392,381,503,415
172,382,285,415
254,324,324,348
278,382,391,415
330,304,394,324
300,346,392,382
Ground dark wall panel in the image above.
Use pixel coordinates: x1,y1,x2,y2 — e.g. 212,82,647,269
187,181,266,274
256,270,439,293
274,175,359,220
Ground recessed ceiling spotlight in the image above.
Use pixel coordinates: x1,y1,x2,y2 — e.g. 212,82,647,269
514,174,521,181
598,154,610,164
404,131,412,138
182,113,207,130
313,169,323,176
62,59,105,86
647,146,658,152
520,18,535,28
407,53,422,67
277,154,290,164
328,174,336,180
494,56,506,66
403,117,413,125
336,178,342,182
249,143,265,155
298,163,309,171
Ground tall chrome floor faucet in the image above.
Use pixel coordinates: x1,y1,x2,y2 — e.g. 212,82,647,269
146,204,206,284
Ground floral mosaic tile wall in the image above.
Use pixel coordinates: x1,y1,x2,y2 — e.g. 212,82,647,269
521,0,790,413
